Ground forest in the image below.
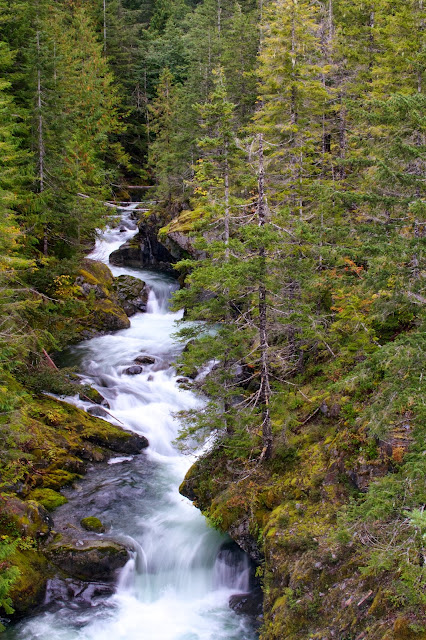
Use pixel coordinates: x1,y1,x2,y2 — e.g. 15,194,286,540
0,0,424,638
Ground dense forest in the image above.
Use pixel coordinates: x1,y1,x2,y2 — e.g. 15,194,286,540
0,0,424,638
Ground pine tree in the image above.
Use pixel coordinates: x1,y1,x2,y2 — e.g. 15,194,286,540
148,68,185,203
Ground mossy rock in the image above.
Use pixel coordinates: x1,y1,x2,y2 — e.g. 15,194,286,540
81,414,149,454
28,488,68,512
88,299,130,333
80,517,105,533
112,275,149,316
79,386,109,407
8,548,52,616
41,469,79,491
80,259,114,288
0,496,53,539
46,539,129,582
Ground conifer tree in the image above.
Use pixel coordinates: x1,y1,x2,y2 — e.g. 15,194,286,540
148,68,183,203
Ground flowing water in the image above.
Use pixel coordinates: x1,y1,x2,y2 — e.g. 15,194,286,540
7,204,258,640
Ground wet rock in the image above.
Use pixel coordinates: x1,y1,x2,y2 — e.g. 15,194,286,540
228,517,264,564
112,275,150,316
229,587,263,621
44,577,114,610
109,241,140,266
87,406,109,418
134,355,156,365
84,431,149,454
124,365,143,375
46,540,129,582
80,517,106,533
176,377,193,390
109,223,177,274
79,388,109,408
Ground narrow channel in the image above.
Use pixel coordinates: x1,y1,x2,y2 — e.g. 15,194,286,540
8,205,258,640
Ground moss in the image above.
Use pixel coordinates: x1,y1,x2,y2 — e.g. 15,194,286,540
80,260,113,287
8,548,51,616
41,469,78,490
28,488,67,511
89,299,130,330
80,517,105,533
393,618,426,640
160,209,202,236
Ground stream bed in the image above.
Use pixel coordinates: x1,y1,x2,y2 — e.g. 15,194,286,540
7,205,258,640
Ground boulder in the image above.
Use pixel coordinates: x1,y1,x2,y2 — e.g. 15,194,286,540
46,540,129,582
176,377,193,390
109,223,177,274
79,387,109,408
87,406,109,418
84,430,148,454
80,517,106,533
0,496,53,539
91,299,130,332
109,240,141,267
229,587,263,621
124,365,143,375
112,275,150,316
134,355,156,365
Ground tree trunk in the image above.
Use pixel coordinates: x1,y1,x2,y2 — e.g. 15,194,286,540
103,0,107,53
223,142,232,434
257,133,273,460
36,31,47,256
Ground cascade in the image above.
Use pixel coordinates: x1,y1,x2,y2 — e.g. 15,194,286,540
7,204,258,640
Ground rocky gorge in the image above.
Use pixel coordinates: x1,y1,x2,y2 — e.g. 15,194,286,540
1,207,258,640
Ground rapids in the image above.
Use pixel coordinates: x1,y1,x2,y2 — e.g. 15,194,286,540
7,204,258,640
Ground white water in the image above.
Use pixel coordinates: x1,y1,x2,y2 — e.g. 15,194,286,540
9,204,257,640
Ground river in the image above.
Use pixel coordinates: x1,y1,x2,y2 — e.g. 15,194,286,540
7,204,258,640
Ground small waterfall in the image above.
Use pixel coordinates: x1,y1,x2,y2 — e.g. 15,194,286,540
146,286,175,315
213,543,252,593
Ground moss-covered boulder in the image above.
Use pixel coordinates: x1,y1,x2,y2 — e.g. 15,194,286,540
0,496,53,539
112,275,150,316
80,517,105,533
8,548,51,616
73,259,131,339
86,299,130,335
81,417,149,454
46,539,129,582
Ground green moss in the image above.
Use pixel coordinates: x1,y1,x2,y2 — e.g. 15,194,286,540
28,488,67,511
160,209,202,236
80,260,113,287
80,517,105,533
41,469,78,490
89,299,130,331
8,548,51,615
